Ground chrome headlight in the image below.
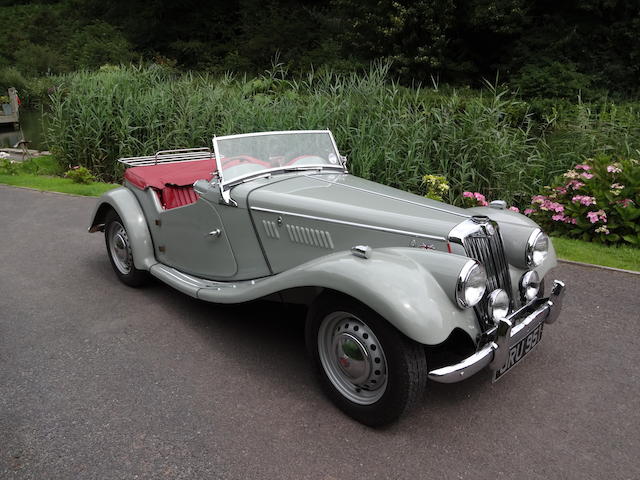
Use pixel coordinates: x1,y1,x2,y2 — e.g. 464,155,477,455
456,261,487,308
487,289,510,322
520,270,540,302
526,229,549,267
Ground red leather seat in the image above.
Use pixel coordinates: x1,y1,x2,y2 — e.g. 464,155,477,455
124,159,217,210
161,185,200,210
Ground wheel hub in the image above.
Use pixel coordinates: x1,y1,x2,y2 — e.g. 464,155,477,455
317,312,388,405
108,221,132,275
334,333,370,384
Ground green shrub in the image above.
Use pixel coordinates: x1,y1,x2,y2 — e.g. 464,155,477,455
64,166,96,184
421,174,449,201
512,62,593,99
0,157,18,175
524,154,640,246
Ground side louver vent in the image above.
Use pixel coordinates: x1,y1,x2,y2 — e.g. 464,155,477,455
262,220,280,239
286,224,334,249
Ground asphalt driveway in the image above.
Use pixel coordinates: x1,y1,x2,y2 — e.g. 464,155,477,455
1,185,639,479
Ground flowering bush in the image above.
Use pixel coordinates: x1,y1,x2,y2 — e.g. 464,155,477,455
462,191,489,207
421,174,450,201
524,154,640,245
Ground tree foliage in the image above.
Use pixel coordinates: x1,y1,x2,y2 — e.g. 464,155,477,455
1,0,639,97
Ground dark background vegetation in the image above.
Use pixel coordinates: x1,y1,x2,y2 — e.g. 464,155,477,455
1,0,639,99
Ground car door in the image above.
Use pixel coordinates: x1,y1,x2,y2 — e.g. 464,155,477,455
154,198,238,279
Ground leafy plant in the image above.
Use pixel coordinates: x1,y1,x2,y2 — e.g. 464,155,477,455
64,166,96,184
421,175,449,201
0,154,18,175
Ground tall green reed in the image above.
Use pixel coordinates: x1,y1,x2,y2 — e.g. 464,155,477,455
46,64,640,206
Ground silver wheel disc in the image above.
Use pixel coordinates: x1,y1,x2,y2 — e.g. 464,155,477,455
318,311,388,405
107,221,133,275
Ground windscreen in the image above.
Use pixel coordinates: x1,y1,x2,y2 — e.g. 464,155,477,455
214,131,342,184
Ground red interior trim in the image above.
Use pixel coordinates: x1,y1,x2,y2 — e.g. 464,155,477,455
124,159,217,190
124,159,217,210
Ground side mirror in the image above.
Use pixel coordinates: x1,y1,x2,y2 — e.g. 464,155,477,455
193,179,217,197
193,178,237,207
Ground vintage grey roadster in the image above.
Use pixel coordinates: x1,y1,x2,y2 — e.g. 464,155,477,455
89,130,565,426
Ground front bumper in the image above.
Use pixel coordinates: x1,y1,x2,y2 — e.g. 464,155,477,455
428,280,566,383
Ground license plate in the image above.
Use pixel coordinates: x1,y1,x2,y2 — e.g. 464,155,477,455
493,323,544,382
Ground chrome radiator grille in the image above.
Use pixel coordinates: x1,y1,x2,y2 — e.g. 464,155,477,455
450,216,513,331
463,234,512,298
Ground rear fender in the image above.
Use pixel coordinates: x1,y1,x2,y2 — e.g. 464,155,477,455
88,187,156,270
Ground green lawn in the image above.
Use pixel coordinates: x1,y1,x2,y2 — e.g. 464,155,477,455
0,173,119,196
0,155,120,196
552,236,640,272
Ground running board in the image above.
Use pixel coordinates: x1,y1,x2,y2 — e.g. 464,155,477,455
149,264,266,303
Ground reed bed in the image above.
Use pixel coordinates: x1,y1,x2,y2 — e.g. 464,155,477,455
46,64,640,206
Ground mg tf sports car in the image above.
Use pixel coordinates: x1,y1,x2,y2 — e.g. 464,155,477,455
89,130,565,426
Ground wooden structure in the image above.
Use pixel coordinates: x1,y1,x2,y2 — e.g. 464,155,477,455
0,87,20,127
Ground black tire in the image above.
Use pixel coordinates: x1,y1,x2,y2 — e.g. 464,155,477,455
104,210,149,287
306,292,428,426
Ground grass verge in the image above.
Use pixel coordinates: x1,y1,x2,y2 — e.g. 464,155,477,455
552,236,640,272
0,173,119,196
0,155,119,196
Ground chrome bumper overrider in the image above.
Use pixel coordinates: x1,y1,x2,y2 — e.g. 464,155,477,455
428,280,566,384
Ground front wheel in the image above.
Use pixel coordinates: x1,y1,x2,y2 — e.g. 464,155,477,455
306,294,428,426
104,210,149,287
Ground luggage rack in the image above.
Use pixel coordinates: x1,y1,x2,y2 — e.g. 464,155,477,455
118,147,213,167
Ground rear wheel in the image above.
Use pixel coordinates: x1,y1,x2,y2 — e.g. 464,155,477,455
306,293,428,426
104,210,149,287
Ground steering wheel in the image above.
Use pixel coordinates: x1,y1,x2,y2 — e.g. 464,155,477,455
286,155,327,166
221,155,271,169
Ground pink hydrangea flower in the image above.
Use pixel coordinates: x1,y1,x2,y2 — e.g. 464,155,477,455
552,214,565,222
565,180,585,190
463,191,474,198
586,210,607,224
607,165,622,173
524,208,535,215
575,164,591,170
554,186,567,194
508,206,520,213
532,195,547,204
571,195,596,206
617,198,634,208
540,200,564,212
581,172,594,180
472,192,488,206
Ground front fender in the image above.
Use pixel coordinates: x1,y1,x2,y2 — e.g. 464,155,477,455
88,187,157,270
194,247,479,345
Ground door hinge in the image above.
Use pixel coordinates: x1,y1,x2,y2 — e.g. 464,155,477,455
158,245,166,253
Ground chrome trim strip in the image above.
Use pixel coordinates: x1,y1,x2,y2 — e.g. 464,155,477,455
250,206,447,241
307,174,470,218
215,129,333,141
